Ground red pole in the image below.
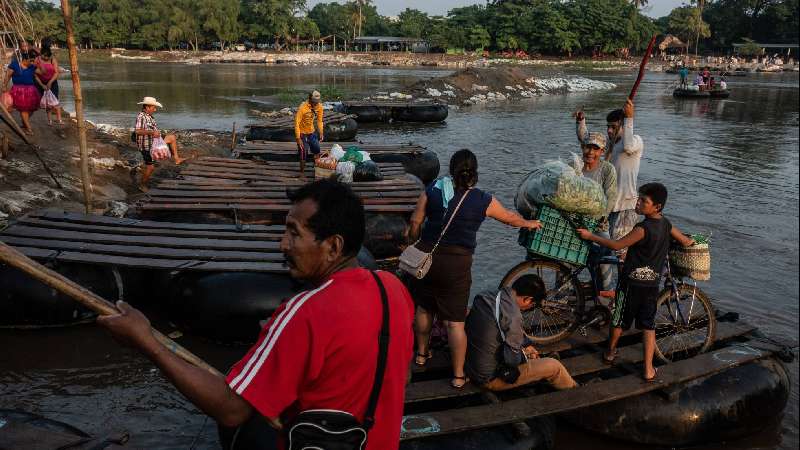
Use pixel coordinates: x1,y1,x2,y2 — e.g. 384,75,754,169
628,34,658,100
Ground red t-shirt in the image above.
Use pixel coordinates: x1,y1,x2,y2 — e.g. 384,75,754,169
226,268,414,450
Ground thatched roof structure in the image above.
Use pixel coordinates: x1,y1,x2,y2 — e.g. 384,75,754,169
659,34,688,51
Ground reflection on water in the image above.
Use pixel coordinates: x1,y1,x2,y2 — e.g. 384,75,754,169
3,63,798,449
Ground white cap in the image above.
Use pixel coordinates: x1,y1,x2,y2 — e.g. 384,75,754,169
137,96,163,108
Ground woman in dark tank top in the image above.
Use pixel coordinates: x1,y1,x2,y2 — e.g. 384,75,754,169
407,149,542,388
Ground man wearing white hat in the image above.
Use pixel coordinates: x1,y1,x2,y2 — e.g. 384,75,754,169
134,96,185,191
294,90,324,177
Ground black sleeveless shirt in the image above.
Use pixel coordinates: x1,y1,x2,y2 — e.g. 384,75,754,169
623,216,673,287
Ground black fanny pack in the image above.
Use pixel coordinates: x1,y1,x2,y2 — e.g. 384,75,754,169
284,271,390,450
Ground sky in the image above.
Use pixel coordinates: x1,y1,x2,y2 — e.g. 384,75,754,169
305,0,685,18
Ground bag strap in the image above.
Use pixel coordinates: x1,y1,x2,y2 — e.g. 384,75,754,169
493,291,506,341
363,270,390,431
430,188,472,255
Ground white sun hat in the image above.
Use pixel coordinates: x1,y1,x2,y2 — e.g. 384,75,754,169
137,96,163,108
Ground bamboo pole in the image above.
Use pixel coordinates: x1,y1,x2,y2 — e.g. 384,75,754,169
0,242,224,377
60,0,93,214
230,122,236,153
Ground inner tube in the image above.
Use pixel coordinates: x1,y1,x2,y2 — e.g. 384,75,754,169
364,213,411,259
392,104,448,123
342,104,392,123
562,357,790,446
370,151,440,185
166,247,377,343
0,263,120,328
246,118,358,142
167,271,298,343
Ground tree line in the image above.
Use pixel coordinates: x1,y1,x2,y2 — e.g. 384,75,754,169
24,0,799,55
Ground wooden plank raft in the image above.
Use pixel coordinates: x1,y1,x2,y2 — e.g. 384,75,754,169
135,157,422,223
400,320,765,440
0,210,289,273
234,141,427,158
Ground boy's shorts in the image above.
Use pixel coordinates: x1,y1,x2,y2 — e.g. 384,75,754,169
611,282,659,330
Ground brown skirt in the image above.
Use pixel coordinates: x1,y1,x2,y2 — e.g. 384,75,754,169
408,243,473,322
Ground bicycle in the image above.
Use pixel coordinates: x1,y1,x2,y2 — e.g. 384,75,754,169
501,248,716,363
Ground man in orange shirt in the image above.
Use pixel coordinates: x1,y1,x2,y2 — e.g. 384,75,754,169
295,90,324,176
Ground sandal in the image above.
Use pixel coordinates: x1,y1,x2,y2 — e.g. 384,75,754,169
451,375,469,389
602,349,618,365
414,351,432,367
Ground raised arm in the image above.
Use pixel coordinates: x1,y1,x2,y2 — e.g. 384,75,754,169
408,192,427,242
622,100,643,156
670,225,695,247
575,111,588,144
486,197,541,229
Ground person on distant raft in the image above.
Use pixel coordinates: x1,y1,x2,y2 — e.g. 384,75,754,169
577,183,695,382
134,96,186,191
678,66,689,89
694,72,705,90
576,99,643,258
295,90,324,177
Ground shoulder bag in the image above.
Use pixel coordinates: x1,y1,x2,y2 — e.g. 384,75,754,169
284,271,390,450
399,189,472,279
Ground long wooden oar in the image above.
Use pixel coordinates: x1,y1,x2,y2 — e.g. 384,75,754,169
628,34,658,100
0,242,223,377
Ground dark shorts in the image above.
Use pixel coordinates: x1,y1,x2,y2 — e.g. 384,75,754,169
611,282,659,330
407,243,473,322
140,149,154,166
297,133,320,160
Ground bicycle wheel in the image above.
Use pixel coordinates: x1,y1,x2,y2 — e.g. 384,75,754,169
654,283,716,363
500,259,584,345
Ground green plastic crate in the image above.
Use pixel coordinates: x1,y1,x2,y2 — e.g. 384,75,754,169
518,205,598,266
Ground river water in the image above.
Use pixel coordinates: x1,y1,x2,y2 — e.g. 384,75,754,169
2,61,798,449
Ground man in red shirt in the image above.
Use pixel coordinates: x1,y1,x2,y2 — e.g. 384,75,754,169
98,179,415,449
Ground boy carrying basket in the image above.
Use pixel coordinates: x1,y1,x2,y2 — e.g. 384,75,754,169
577,183,695,382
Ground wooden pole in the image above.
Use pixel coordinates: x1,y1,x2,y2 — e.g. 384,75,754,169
60,0,93,214
229,122,237,153
0,242,224,378
628,34,658,101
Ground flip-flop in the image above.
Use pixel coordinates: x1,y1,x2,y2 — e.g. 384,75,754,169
414,351,432,367
643,368,660,383
602,349,618,365
451,375,469,389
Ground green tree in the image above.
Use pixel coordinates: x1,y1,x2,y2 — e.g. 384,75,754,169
168,1,203,51
667,5,710,55
468,25,491,50
25,0,65,44
199,0,240,49
397,8,429,39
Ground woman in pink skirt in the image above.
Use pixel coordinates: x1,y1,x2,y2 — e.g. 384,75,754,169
3,50,41,134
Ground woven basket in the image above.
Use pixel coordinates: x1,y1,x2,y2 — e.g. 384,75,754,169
669,243,711,281
314,166,336,179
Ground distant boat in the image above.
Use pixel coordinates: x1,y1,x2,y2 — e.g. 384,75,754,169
673,88,730,99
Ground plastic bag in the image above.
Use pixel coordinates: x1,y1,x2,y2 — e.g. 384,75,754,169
514,159,607,218
330,144,345,160
150,136,171,161
353,160,383,182
335,161,355,182
316,156,338,170
339,146,364,163
358,150,371,161
40,89,59,109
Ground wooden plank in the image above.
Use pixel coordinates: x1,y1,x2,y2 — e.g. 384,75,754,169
11,246,288,273
404,321,755,403
16,217,284,241
400,341,769,440
144,196,417,206
235,142,426,155
136,203,415,213
155,180,422,192
0,236,284,262
27,210,283,232
146,189,421,199
1,225,280,251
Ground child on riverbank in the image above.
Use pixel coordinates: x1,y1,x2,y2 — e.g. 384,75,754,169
577,183,695,382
